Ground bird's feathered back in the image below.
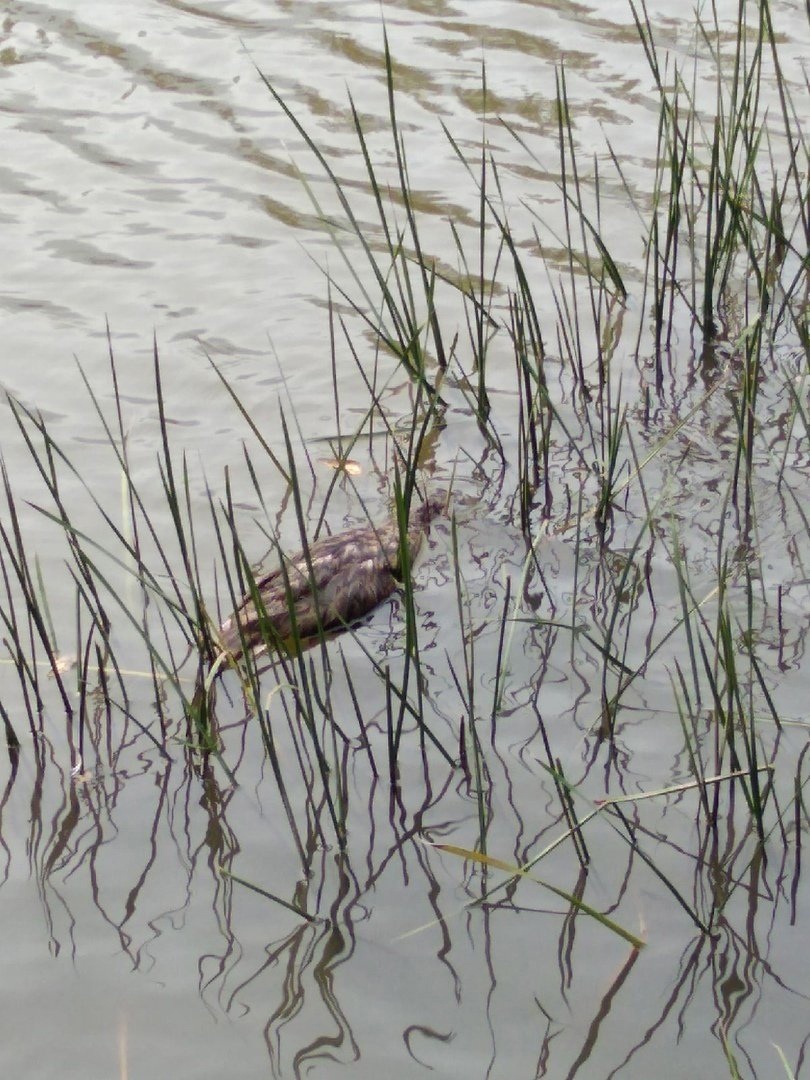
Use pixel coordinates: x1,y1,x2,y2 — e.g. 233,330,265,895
219,494,444,657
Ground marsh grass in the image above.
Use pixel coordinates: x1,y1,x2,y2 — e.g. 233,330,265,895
0,0,806,976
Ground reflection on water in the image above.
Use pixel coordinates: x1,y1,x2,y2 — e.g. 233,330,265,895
2,457,808,1076
1,0,808,1077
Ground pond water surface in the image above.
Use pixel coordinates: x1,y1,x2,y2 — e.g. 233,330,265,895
1,1,808,1078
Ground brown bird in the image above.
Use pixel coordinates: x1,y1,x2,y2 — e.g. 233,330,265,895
219,495,443,658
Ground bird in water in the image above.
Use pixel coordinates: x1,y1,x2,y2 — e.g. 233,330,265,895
219,494,444,658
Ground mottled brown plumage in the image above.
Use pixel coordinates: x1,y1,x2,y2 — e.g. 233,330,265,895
219,495,443,657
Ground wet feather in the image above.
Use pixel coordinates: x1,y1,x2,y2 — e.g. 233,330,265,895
220,495,443,657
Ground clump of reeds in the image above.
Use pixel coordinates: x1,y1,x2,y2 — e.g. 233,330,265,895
0,1,805,956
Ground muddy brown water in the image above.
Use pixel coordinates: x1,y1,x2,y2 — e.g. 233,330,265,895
1,2,808,1078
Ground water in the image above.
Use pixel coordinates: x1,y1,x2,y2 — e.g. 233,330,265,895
1,1,808,1077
